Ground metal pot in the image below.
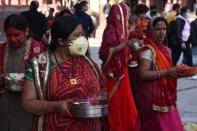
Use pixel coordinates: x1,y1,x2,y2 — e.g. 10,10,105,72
4,73,24,91
71,100,108,118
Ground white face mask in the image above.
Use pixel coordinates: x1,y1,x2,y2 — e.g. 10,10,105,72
68,36,88,56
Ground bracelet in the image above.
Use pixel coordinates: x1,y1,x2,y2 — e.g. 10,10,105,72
157,71,161,79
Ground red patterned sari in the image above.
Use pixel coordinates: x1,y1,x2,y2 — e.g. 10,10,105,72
26,52,107,131
99,3,137,131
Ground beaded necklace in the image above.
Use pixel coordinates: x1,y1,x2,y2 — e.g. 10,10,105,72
53,53,78,86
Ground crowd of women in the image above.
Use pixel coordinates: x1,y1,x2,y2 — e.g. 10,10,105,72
0,1,196,131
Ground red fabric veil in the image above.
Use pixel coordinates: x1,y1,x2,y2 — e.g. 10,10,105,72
99,3,129,79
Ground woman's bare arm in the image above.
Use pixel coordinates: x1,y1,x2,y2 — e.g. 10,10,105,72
22,79,72,117
139,58,180,80
104,41,128,68
139,58,169,80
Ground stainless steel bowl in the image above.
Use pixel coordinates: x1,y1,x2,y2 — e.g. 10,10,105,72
71,100,108,118
4,73,24,91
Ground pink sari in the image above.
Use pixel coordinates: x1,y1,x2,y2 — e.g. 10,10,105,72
136,20,184,131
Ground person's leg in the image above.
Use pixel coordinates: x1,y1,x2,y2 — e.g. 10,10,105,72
171,45,182,66
183,44,192,66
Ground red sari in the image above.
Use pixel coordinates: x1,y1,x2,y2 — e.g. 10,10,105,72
136,23,184,131
99,3,137,131
26,52,107,131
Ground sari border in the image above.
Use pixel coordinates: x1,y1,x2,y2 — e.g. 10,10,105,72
25,76,34,81
3,44,8,74
32,51,50,131
152,104,175,112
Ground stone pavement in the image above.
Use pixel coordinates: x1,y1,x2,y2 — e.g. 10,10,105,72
177,77,197,123
89,19,197,124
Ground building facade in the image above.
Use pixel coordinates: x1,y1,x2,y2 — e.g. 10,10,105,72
138,0,196,11
0,0,107,41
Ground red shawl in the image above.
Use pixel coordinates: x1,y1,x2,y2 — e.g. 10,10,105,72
99,2,129,79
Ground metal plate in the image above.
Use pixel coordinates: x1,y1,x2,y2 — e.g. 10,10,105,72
71,101,108,118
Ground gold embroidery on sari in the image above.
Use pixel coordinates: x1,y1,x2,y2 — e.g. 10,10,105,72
24,39,32,61
32,51,50,131
43,52,49,98
152,104,175,112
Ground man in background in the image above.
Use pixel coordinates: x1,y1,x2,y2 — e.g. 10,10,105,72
166,3,180,50
146,4,160,20
47,8,55,21
46,8,55,28
189,11,197,66
21,0,47,41
103,0,111,19
74,0,94,38
166,3,180,23
171,7,192,66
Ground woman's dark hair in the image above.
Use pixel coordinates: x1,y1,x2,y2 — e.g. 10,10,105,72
30,0,39,10
152,17,168,28
134,4,149,16
74,3,82,13
49,8,55,13
4,14,29,32
180,6,188,15
58,8,73,17
80,0,88,7
172,3,180,11
150,4,158,10
49,16,82,51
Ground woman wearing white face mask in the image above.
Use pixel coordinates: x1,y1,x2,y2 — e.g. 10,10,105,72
22,16,107,131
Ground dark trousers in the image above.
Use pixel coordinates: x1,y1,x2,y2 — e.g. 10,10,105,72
171,43,193,66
